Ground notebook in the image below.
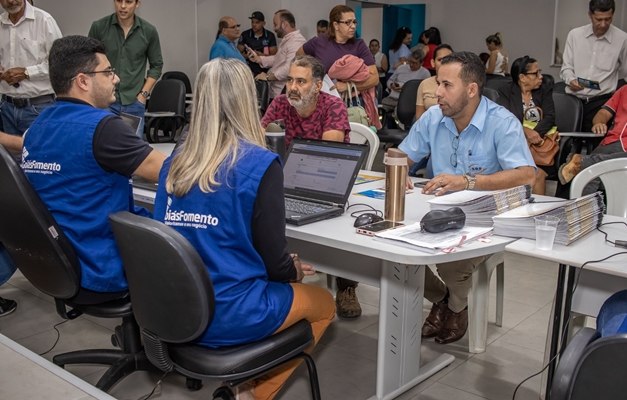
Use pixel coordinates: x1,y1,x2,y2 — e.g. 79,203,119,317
283,138,367,226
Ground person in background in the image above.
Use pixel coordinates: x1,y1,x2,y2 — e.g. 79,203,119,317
400,52,536,344
316,19,328,36
238,11,277,77
210,16,245,62
485,32,508,76
387,27,412,77
497,56,555,195
410,44,453,177
298,5,379,317
381,49,429,108
369,39,388,88
247,10,306,101
154,57,335,400
422,27,442,76
0,0,62,136
89,0,163,138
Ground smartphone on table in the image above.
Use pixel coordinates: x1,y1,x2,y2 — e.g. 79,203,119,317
356,220,405,236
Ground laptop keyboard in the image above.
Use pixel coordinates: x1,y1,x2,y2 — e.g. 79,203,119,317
285,198,333,215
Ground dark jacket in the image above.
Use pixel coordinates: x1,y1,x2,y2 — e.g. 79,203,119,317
497,81,555,137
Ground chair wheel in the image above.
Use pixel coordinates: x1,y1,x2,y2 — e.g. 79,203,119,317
212,386,234,400
186,377,203,391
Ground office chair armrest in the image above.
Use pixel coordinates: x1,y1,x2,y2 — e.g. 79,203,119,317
55,298,83,320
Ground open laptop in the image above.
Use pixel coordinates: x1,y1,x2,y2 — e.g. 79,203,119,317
283,138,367,226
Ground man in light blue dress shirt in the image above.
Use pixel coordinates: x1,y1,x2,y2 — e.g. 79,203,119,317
210,16,246,62
399,51,536,345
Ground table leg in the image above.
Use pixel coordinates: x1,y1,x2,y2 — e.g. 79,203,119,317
545,263,568,400
373,262,454,400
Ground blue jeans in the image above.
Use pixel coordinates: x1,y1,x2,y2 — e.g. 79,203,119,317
597,289,627,337
0,242,17,286
109,100,146,138
0,98,55,135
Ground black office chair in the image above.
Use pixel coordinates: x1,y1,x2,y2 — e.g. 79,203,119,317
256,80,270,115
543,73,555,89
145,79,187,143
377,79,422,145
551,327,627,400
484,74,511,91
553,92,584,166
0,144,152,392
109,211,322,400
482,87,499,102
162,71,193,95
553,81,567,94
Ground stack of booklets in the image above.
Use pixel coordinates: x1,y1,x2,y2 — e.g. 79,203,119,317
427,185,532,227
375,223,493,254
492,192,605,245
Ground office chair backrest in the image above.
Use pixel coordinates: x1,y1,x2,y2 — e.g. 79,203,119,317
397,79,422,129
161,71,193,94
551,327,627,400
553,81,567,94
109,211,214,343
482,87,499,102
543,74,555,89
255,80,270,114
147,79,186,116
484,75,511,91
570,158,627,217
375,82,384,104
553,93,583,132
0,145,81,299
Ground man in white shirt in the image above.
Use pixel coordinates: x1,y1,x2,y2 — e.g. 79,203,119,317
382,49,431,107
560,0,627,132
248,10,306,100
0,0,62,136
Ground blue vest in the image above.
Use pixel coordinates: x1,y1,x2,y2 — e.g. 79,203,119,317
154,143,293,348
22,100,141,292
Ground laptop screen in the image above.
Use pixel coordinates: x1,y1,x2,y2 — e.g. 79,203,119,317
283,139,366,204
119,112,142,137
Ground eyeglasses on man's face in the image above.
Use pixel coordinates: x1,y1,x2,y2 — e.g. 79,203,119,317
70,67,116,81
227,24,241,29
450,135,459,168
337,19,359,26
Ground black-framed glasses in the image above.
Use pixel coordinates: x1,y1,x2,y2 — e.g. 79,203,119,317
524,69,542,77
70,67,116,81
338,19,359,26
227,24,241,29
450,135,459,168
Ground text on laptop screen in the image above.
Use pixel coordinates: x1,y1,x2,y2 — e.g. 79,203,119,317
283,142,362,198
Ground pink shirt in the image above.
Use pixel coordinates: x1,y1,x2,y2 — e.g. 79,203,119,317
601,85,627,150
260,30,307,99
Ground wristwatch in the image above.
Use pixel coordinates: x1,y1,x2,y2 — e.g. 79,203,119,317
23,69,29,80
463,173,477,190
139,90,149,99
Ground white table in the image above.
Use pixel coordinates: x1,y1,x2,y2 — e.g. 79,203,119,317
133,175,517,400
148,143,175,156
0,334,116,400
505,215,627,399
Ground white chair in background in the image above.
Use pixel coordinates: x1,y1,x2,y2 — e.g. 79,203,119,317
349,122,380,171
571,157,627,217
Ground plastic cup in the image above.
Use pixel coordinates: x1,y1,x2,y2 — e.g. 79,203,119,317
534,215,560,250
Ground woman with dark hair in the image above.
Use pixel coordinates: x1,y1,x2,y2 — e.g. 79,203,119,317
497,56,554,194
369,38,388,86
387,27,412,75
422,27,441,76
485,32,508,76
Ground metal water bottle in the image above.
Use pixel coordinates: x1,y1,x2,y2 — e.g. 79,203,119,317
384,148,408,222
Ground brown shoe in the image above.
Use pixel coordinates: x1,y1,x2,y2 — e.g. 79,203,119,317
336,287,362,318
422,300,450,338
558,154,582,184
435,308,468,344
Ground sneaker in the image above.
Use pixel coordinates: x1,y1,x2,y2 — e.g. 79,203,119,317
0,297,17,316
336,287,362,318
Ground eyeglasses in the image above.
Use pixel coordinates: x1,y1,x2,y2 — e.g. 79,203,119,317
70,67,116,81
337,19,359,26
450,135,459,168
524,69,542,77
227,24,241,29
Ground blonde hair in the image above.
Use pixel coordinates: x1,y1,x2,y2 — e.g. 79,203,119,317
166,58,266,197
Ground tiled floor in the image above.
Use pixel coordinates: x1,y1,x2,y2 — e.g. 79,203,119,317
0,251,559,400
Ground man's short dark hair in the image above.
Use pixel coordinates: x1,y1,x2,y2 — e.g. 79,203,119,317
291,55,325,83
317,19,328,28
433,44,453,60
49,35,106,96
440,51,486,93
590,0,615,13
276,9,296,28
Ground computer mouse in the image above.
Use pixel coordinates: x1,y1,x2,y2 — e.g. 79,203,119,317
354,213,384,228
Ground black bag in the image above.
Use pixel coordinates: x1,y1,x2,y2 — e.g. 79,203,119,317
420,207,466,233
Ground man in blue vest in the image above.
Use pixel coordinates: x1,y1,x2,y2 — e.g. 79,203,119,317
22,35,165,304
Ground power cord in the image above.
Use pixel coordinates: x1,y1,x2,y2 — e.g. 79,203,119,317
512,250,627,399
346,201,383,218
135,371,168,400
38,319,70,356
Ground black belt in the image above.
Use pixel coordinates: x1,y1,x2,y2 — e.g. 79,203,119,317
579,92,613,104
1,93,55,108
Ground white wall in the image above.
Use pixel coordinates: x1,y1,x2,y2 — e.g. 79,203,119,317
361,7,383,46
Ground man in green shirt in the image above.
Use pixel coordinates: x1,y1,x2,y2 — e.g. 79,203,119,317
88,0,163,137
